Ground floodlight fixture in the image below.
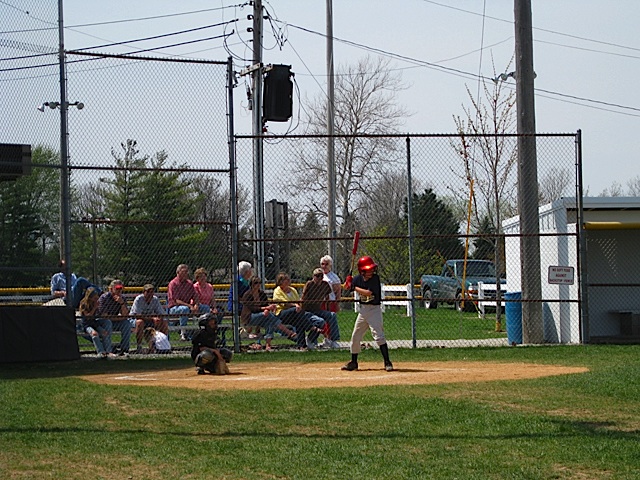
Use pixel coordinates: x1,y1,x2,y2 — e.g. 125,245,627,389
37,101,84,112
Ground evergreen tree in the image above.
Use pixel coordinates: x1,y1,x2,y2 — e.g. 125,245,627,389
0,145,59,286
409,189,464,277
365,189,464,284
471,215,496,261
99,140,147,283
134,151,200,286
98,140,201,286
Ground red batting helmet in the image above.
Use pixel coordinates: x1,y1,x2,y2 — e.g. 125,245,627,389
357,256,378,273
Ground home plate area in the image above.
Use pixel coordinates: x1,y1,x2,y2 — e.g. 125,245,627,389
82,361,588,391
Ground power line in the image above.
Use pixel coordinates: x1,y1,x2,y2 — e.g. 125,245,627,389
435,37,512,64
94,32,234,57
0,0,55,26
535,91,640,118
66,3,248,29
71,20,235,52
535,88,640,114
0,3,249,34
418,0,640,54
0,30,234,74
535,39,640,60
281,22,640,116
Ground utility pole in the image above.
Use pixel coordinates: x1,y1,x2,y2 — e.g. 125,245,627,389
326,0,337,267
514,0,544,343
227,56,241,352
58,0,72,302
251,0,266,282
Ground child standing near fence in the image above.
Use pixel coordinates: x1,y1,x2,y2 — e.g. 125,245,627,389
342,256,393,372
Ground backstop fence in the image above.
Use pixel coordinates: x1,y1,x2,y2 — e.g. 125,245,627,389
235,132,583,350
2,1,596,355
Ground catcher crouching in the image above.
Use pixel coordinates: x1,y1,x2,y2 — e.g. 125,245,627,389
191,313,233,375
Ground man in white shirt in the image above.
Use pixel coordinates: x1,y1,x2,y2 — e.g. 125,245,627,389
319,255,342,349
320,255,342,312
130,284,169,353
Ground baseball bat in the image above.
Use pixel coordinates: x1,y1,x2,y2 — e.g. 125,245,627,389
349,231,361,275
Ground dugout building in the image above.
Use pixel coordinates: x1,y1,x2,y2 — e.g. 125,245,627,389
503,196,640,344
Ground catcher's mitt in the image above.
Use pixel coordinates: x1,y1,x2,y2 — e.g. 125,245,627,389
213,359,230,375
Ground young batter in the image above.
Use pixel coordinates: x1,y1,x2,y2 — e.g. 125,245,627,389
342,256,393,372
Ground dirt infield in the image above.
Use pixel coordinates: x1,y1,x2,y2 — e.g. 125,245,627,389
82,361,588,390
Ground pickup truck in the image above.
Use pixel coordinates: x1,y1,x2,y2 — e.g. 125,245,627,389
420,259,506,312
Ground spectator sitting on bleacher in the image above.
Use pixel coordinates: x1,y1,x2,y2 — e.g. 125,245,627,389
227,261,253,313
194,267,222,320
51,259,100,309
302,268,341,349
228,261,261,339
96,280,132,357
272,272,325,350
79,287,115,359
168,264,200,342
241,276,297,351
71,277,101,310
51,260,77,300
130,283,169,353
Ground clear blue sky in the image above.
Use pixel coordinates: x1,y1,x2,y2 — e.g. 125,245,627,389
57,0,640,195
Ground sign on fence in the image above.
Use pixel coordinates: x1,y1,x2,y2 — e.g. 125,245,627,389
548,266,574,285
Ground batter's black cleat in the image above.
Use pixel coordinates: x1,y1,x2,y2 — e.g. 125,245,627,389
341,361,358,371
196,367,206,375
384,362,394,372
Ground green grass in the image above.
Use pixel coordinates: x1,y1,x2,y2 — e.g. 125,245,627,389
350,306,507,341
1,345,639,479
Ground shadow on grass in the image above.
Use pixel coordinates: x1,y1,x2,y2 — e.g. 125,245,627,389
0,357,194,380
0,418,638,440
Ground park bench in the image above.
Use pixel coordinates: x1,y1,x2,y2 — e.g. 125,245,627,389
354,284,413,316
611,310,640,336
75,290,235,352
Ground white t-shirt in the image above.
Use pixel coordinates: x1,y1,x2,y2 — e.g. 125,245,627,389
153,331,171,351
130,294,165,315
323,271,341,301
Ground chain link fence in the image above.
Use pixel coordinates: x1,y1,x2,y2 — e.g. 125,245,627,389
1,0,236,356
7,1,628,356
61,52,233,354
1,1,61,287
236,132,582,349
583,226,640,341
65,52,231,286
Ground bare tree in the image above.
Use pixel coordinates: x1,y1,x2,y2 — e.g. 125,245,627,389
627,176,640,196
73,182,106,219
598,181,623,197
451,58,518,331
596,177,640,197
359,172,421,235
287,56,409,275
539,167,573,204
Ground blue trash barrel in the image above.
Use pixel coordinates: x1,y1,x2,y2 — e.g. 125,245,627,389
504,292,522,345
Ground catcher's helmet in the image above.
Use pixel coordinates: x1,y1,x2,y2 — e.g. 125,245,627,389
357,256,378,273
198,312,216,328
